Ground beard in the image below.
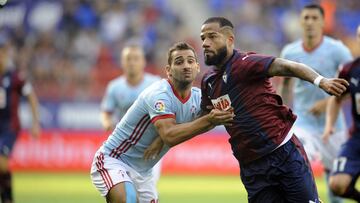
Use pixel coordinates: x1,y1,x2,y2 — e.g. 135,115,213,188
204,46,228,66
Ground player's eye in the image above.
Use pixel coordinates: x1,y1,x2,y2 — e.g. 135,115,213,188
174,60,183,65
188,59,195,64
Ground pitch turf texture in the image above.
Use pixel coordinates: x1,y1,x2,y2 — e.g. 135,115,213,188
14,172,358,203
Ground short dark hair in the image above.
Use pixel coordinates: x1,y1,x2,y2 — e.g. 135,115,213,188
203,17,234,29
167,42,197,65
303,4,325,17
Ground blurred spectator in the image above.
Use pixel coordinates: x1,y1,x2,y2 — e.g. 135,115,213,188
0,0,357,102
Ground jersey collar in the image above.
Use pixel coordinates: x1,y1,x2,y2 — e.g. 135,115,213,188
166,79,191,104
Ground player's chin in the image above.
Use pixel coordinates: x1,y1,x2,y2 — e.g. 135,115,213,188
181,77,194,84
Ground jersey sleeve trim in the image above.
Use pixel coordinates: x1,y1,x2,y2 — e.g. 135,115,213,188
151,114,176,123
264,57,276,76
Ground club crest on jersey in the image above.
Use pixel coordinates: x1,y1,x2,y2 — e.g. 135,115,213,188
211,94,231,111
222,72,227,83
154,100,165,112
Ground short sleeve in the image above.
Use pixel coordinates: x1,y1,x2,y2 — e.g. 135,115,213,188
14,71,28,96
144,92,175,123
101,84,116,112
335,42,353,67
241,53,275,79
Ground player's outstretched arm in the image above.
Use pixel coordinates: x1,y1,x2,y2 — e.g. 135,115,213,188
153,109,234,147
268,58,349,97
322,94,348,143
27,91,41,138
100,111,114,131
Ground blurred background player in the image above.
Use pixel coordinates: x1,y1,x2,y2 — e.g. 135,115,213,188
322,25,360,202
279,4,353,203
100,44,160,131
200,16,349,203
99,44,162,184
91,42,233,203
0,36,41,202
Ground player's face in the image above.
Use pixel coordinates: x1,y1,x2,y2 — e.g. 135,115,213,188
167,49,199,84
121,47,145,78
300,9,324,38
200,23,228,66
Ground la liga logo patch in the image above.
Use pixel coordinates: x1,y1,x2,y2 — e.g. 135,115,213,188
154,100,165,112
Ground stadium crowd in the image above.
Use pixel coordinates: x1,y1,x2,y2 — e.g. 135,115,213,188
0,0,359,101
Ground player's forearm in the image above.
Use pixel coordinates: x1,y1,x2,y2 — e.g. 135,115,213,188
100,111,113,130
160,115,214,147
325,96,342,130
27,92,40,125
277,77,292,105
269,58,319,84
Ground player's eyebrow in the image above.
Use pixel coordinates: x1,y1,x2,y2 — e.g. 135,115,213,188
200,31,218,38
174,56,184,61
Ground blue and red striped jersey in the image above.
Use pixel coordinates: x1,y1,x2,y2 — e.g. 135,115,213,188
201,50,297,164
338,57,360,138
0,70,27,132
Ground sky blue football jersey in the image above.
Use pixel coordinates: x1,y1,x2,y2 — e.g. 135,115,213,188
101,73,161,120
281,36,353,133
101,79,201,175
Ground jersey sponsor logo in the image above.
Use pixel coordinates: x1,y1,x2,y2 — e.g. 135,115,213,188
211,94,231,111
154,100,165,112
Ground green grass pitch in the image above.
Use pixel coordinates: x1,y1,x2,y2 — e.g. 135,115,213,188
14,172,357,203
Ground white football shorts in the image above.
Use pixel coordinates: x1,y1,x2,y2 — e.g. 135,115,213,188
293,126,346,170
90,150,158,203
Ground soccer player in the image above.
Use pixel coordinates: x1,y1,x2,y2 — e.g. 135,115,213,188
100,44,162,184
322,25,360,202
0,38,41,203
90,42,234,203
100,44,160,131
200,16,349,203
279,4,353,203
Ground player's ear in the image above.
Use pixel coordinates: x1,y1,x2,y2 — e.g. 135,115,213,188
165,65,172,77
227,35,234,47
196,62,200,73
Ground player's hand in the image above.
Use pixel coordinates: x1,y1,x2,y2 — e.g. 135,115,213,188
103,123,115,132
207,108,234,126
308,99,327,116
319,78,349,97
31,122,41,139
322,126,334,143
144,137,164,161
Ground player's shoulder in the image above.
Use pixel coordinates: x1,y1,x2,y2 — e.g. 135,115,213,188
140,79,171,99
281,40,302,56
4,68,26,83
144,73,161,82
341,57,360,73
107,76,126,89
323,36,347,49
